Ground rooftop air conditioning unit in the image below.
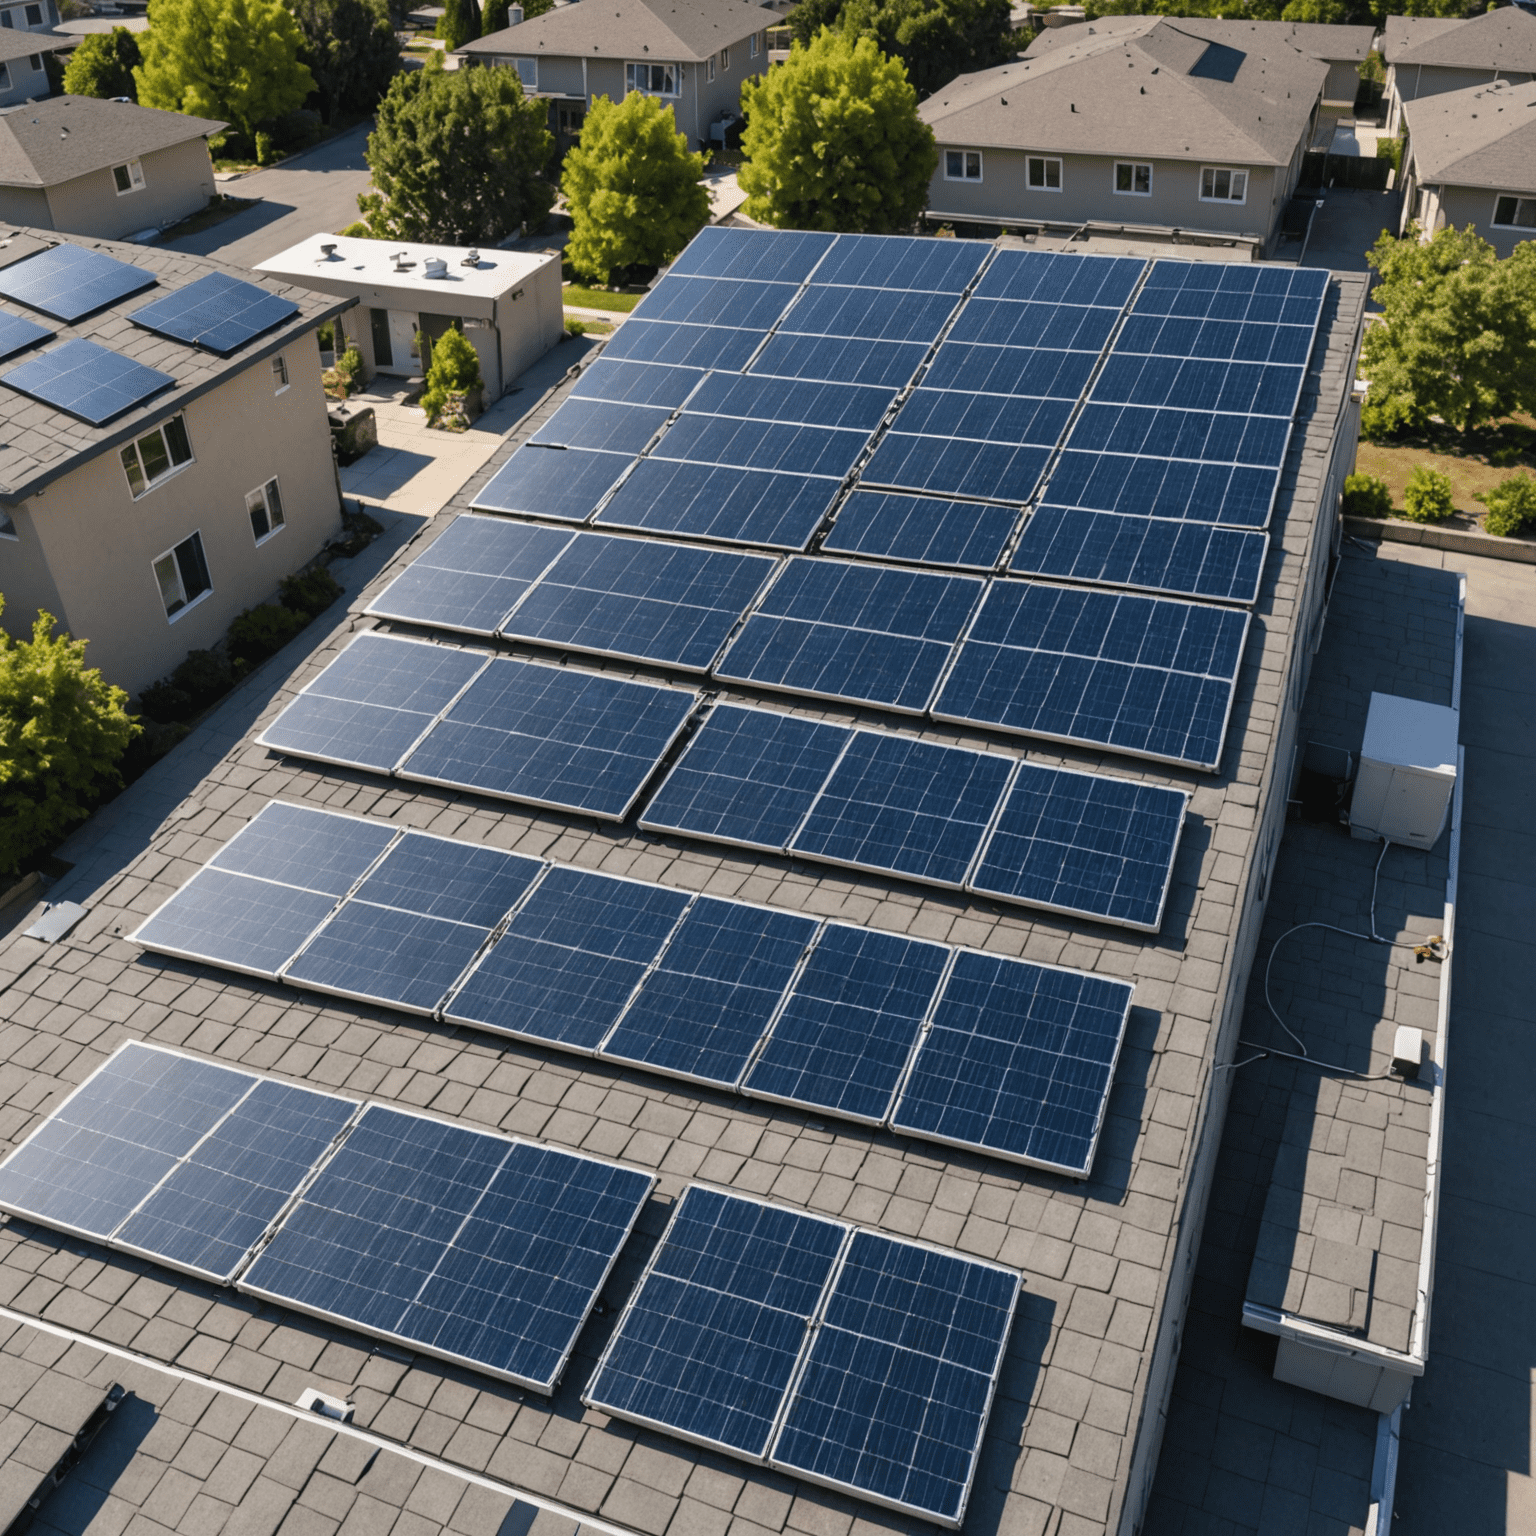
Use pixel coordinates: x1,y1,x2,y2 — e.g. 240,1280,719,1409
1347,692,1458,850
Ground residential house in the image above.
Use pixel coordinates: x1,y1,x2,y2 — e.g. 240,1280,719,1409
1382,5,1536,133
0,25,72,107
0,230,352,696
457,0,771,153
0,0,62,29
1397,78,1536,254
921,17,1326,255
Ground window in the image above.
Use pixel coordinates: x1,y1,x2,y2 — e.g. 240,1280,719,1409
749,31,758,57
556,103,584,136
153,533,211,619
1027,156,1062,191
0,63,10,88
26,52,38,70
1200,166,1247,203
271,354,289,392
0,13,11,28
512,56,536,90
626,61,679,96
707,54,715,81
0,510,16,540
121,414,193,498
1115,161,1151,196
720,45,729,70
1493,194,1536,229
22,3,39,23
112,159,145,195
944,149,982,182
246,478,286,543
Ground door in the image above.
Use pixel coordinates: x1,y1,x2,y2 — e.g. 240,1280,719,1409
381,310,420,375
369,308,392,368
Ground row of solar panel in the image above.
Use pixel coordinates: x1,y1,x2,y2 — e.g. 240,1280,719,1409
257,636,1190,928
0,1043,1018,1526
131,801,1140,1175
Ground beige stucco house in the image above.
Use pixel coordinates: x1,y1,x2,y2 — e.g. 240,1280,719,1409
1383,5,1536,134
0,230,353,697
0,97,224,241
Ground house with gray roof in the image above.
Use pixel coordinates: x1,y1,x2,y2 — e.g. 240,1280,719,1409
457,0,771,153
1382,5,1536,134
920,17,1326,255
1397,77,1536,255
0,24,73,108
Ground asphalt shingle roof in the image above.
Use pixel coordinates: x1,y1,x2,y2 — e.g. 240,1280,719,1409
460,0,768,65
1383,4,1536,70
1026,15,1377,66
1403,77,1536,191
0,95,224,189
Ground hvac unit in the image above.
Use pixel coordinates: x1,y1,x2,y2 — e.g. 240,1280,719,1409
1348,691,1458,850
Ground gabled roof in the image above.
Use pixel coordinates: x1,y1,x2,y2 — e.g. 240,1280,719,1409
0,25,73,62
923,16,1326,167
1383,5,1536,70
0,96,223,189
1026,14,1377,66
1402,77,1536,192
459,0,768,64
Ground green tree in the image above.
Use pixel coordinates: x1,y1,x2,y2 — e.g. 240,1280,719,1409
437,0,479,48
136,0,314,144
1401,465,1454,522
1361,226,1536,437
562,92,710,284
421,325,483,425
740,30,937,233
0,604,135,875
358,54,553,241
1476,473,1536,536
481,0,508,31
61,26,141,99
288,0,398,120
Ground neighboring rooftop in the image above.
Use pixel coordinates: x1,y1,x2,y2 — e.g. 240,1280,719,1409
1382,3,1536,68
1400,78,1536,190
257,233,557,304
0,24,73,61
0,95,223,189
1026,14,1377,64
460,0,770,62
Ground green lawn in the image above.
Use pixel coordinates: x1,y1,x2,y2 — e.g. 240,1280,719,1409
562,285,641,312
1354,418,1536,529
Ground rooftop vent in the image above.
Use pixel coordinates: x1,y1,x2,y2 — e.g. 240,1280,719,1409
320,242,338,258
462,248,481,265
423,256,449,279
393,251,416,270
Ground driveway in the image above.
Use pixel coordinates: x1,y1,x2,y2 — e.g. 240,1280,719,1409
1302,186,1401,274
165,121,374,271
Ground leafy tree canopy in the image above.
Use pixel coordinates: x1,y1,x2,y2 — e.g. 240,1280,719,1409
357,54,554,242
438,0,479,49
562,91,710,283
288,0,398,121
739,29,937,233
1361,224,1536,437
61,26,141,99
136,0,314,141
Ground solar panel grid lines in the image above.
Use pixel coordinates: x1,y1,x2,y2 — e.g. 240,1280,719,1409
819,488,1023,573
0,241,157,321
129,271,299,355
0,308,53,362
1,337,177,425
470,442,635,523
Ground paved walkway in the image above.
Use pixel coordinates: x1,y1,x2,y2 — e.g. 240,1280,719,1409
1303,188,1401,275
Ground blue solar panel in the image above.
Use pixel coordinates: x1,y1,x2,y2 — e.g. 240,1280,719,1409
974,249,1144,307
921,342,1096,400
0,308,51,360
445,868,690,1050
813,234,988,293
571,357,705,409
933,580,1250,770
365,515,576,636
1134,260,1329,326
638,703,851,850
595,458,837,550
822,490,1019,571
239,1106,653,1391
531,398,671,454
602,319,766,371
716,557,983,713
471,443,632,521
667,226,837,284
683,371,895,432
1012,506,1269,605
769,1230,1018,1525
1091,354,1304,418
500,533,777,670
653,413,869,479
398,657,697,819
1043,448,1279,529
2,337,174,424
601,899,816,1087
1115,313,1317,366
885,388,1072,448
744,924,948,1123
891,954,1135,1176
779,284,956,344
130,271,298,354
789,732,1015,888
585,1186,846,1456
1067,402,1291,466
862,399,1060,502
967,763,1188,930
258,633,488,772
750,333,929,389
947,299,1118,352
633,275,798,329
0,242,155,320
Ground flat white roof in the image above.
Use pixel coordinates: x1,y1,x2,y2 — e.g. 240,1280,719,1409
256,234,554,301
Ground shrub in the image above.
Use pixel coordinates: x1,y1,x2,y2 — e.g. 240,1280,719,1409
324,344,363,398
422,327,483,427
256,130,277,165
227,603,308,668
337,221,370,237
328,506,384,557
1476,473,1536,537
280,566,343,617
1401,466,1455,523
138,649,236,723
1374,135,1404,175
1341,472,1393,519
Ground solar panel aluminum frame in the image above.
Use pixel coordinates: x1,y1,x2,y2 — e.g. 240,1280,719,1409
235,1105,657,1394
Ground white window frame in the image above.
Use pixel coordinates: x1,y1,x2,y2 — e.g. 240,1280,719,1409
1200,165,1248,204
1027,156,1062,192
706,54,715,82
720,45,729,70
153,532,212,621
121,413,193,499
246,477,286,544
0,13,11,29
0,509,16,540
1114,161,1152,197
22,2,39,23
625,61,679,97
749,31,759,58
944,149,982,183
112,158,145,196
272,354,289,393
1491,193,1536,229
512,56,536,91
25,52,38,71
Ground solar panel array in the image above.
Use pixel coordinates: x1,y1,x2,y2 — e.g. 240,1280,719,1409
133,803,1138,1175
131,271,299,354
0,1042,655,1392
585,1186,1020,1527
1,337,175,424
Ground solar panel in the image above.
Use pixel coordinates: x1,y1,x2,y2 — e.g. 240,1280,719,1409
571,357,705,409
974,249,1144,306
2,338,174,424
637,703,851,850
715,557,984,714
749,333,929,389
966,763,1188,931
921,342,1097,401
666,226,837,284
398,657,697,819
777,284,957,344
891,954,1135,1177
632,275,799,329
499,533,778,671
1115,311,1317,366
788,731,1015,888
652,413,869,480
0,308,52,361
471,443,633,522
1134,260,1328,325
364,514,577,636
946,299,1119,353
812,233,988,293
822,490,1019,571
257,633,488,772
1091,354,1304,418
531,398,671,455
602,319,766,372
1062,401,1291,467
0,242,155,320
1042,447,1280,529
683,371,895,433
239,1106,653,1391
130,271,298,354
933,580,1250,770
1012,505,1269,605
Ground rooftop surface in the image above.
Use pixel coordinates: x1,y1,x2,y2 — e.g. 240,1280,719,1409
1383,4,1536,70
1026,16,1377,65
1400,79,1536,191
0,96,223,188
460,0,769,64
257,235,557,303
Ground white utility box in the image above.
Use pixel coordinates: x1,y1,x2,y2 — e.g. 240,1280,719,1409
1348,692,1458,849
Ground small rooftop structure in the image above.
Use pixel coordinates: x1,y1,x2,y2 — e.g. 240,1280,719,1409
0,94,223,190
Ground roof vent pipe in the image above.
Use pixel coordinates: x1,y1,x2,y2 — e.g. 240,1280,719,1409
462,248,481,265
320,242,338,258
423,256,449,279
